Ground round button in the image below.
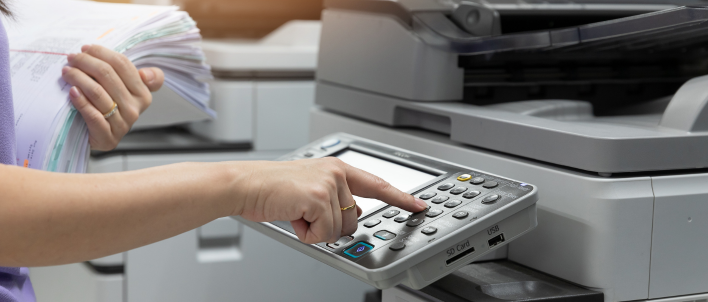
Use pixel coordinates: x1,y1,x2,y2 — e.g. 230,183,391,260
470,177,485,185
426,209,444,217
419,192,437,200
437,183,455,191
382,209,400,218
364,219,381,228
483,181,499,189
453,211,469,219
463,190,481,199
444,200,462,208
457,174,472,182
431,196,449,204
449,186,468,195
406,218,425,227
394,215,410,223
482,194,501,204
320,139,341,149
421,226,437,235
390,242,406,251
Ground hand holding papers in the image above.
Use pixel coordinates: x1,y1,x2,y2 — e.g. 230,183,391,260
4,0,213,173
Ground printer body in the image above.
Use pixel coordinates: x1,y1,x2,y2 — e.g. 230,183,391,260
312,1,708,301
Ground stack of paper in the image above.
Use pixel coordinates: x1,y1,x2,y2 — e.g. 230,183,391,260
3,0,213,173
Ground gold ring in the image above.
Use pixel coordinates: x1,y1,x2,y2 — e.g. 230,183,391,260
341,201,356,211
103,102,118,119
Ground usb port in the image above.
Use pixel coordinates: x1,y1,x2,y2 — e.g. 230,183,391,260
445,247,476,266
488,233,505,248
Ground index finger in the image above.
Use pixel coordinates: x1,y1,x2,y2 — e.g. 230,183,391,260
344,165,428,213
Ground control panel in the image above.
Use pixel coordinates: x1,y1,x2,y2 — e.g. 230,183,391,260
235,133,538,289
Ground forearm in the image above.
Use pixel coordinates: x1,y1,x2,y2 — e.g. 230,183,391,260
0,162,245,267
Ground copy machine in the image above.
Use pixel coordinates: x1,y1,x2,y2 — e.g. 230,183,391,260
310,1,708,302
29,21,376,302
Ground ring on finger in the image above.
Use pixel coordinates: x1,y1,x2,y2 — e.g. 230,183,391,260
341,201,357,211
103,102,118,119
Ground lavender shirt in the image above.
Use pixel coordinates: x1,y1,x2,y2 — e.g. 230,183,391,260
0,19,38,302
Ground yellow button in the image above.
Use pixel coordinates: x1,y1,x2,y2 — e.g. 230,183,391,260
457,174,472,181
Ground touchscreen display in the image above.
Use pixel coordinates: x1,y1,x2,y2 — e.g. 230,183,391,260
336,150,438,214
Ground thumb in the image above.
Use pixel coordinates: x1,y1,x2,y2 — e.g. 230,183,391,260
139,67,165,92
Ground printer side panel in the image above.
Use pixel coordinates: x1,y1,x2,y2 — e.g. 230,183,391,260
317,9,463,102
649,173,708,299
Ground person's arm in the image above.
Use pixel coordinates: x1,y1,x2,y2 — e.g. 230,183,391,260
0,158,428,267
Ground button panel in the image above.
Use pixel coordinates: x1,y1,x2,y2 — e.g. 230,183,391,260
324,170,534,268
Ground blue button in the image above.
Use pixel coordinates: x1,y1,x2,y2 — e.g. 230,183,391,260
344,242,374,258
320,139,341,149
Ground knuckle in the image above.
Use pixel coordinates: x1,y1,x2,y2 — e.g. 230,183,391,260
310,186,330,202
116,53,131,67
97,64,113,80
88,85,104,100
122,107,139,123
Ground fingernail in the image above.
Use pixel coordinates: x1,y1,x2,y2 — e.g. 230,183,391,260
67,53,75,61
70,86,81,98
81,45,90,52
415,198,427,209
140,68,155,83
61,66,70,75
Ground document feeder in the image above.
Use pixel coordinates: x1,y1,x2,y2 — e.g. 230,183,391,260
236,133,538,289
